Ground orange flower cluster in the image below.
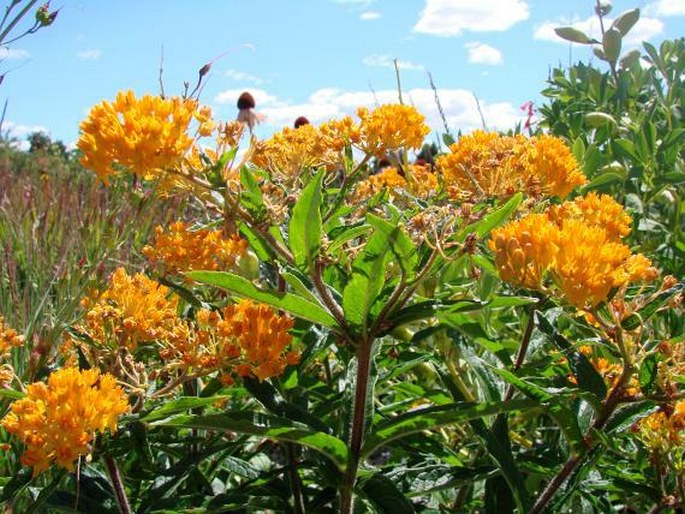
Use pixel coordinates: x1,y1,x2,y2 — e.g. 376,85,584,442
1,368,128,475
78,91,198,184
490,193,658,308
0,318,24,385
575,345,639,396
80,268,181,350
357,104,430,157
251,123,335,177
143,222,248,275
354,165,438,201
436,131,586,200
159,300,299,382
0,317,24,356
636,401,685,453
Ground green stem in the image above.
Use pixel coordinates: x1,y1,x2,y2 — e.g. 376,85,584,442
0,0,38,44
339,337,374,513
103,453,132,514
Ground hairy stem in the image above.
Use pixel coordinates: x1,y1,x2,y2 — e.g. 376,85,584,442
339,337,374,513
103,453,132,514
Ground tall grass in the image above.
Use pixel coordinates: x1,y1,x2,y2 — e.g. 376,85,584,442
0,143,186,380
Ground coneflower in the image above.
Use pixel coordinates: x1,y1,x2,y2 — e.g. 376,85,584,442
294,116,310,128
236,91,265,132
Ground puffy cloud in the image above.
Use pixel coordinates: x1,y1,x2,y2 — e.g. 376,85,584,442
3,121,49,150
0,48,29,59
534,15,664,46
76,49,102,60
214,88,283,108
226,87,521,134
645,0,685,16
464,42,503,65
362,54,424,71
360,11,381,20
224,69,266,85
414,0,529,36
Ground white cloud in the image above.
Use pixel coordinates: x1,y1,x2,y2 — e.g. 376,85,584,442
465,42,503,65
0,48,29,59
414,0,529,36
214,88,284,108
362,54,424,71
645,0,685,16
534,15,664,46
231,87,520,134
224,68,265,85
2,121,49,150
76,49,102,60
360,11,381,20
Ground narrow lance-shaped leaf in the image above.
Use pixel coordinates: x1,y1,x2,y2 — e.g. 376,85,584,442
457,192,523,240
536,312,607,401
367,213,418,280
289,171,323,271
154,412,349,472
187,271,337,328
239,165,267,220
342,229,389,333
362,399,536,458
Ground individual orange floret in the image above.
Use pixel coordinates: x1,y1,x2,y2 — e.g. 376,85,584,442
357,104,430,157
142,221,248,276
1,368,128,476
80,268,181,350
78,90,198,185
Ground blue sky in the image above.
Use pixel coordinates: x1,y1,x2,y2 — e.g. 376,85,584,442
1,0,683,149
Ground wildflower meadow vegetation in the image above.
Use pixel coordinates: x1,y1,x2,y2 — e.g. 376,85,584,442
0,3,683,513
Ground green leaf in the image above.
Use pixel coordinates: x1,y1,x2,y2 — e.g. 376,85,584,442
240,166,267,220
289,171,323,271
584,171,624,189
605,401,658,433
155,412,349,471
367,213,418,280
622,281,684,330
458,193,523,240
187,271,337,327
361,399,535,458
358,472,415,513
611,8,640,37
554,27,594,45
140,396,230,422
536,313,607,401
603,27,622,64
443,133,455,146
492,369,585,453
281,270,320,305
342,229,389,332
327,224,372,254
0,388,25,400
639,354,659,395
584,112,617,128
